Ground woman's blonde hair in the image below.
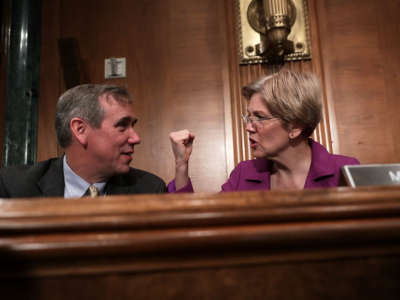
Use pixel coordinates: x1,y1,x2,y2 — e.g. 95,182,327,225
242,70,322,137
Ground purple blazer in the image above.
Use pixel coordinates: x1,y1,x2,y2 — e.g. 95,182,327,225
168,140,359,192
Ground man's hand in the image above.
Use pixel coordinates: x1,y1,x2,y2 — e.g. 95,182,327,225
169,129,195,190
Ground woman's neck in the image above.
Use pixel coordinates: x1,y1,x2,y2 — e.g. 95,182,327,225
269,139,312,190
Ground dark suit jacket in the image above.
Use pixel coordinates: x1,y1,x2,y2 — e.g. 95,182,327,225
0,157,166,198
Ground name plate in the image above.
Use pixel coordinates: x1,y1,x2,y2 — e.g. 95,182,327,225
341,164,400,187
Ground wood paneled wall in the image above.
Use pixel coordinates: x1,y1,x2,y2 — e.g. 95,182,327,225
37,0,400,192
315,0,400,163
230,0,400,164
39,0,232,192
226,0,338,165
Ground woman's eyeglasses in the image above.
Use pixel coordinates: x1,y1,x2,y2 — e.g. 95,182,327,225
241,114,277,127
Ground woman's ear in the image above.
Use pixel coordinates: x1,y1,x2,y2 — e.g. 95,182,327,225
288,125,303,140
70,117,89,146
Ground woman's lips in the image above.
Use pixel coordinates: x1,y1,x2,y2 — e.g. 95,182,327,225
249,137,257,148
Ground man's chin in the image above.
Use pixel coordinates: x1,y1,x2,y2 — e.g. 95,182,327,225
116,164,131,174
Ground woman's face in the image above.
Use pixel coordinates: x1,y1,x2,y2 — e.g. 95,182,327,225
245,93,291,159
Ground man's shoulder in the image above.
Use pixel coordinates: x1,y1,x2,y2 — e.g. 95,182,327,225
0,158,61,178
126,167,165,183
107,167,166,194
0,158,63,198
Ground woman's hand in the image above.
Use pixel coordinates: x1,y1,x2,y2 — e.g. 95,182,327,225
169,129,195,190
169,129,195,165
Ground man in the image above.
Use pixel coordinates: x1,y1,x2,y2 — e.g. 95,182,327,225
0,84,166,198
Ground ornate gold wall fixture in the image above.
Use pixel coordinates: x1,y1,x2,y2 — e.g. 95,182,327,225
237,0,311,64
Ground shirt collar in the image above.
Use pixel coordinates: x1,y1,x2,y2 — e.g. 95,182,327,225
305,139,336,182
63,156,107,198
244,158,272,182
242,139,335,186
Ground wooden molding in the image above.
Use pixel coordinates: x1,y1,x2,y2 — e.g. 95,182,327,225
2,186,400,277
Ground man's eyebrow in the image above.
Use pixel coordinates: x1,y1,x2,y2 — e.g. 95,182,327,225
114,116,138,127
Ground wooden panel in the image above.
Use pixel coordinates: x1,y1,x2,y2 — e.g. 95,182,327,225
220,0,242,172
37,0,400,193
229,0,334,164
39,0,230,191
38,0,62,160
1,186,400,299
1,257,400,300
377,0,400,160
228,0,400,164
316,0,400,163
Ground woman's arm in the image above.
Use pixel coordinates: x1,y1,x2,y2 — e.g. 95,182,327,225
169,129,195,190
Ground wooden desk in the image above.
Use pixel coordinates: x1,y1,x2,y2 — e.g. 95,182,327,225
1,186,400,299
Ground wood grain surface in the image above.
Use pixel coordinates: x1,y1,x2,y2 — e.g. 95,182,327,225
1,186,400,299
33,0,400,191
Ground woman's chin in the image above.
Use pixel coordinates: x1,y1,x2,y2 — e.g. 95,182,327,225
250,149,265,159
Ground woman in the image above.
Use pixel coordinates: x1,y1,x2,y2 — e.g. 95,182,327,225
168,70,359,192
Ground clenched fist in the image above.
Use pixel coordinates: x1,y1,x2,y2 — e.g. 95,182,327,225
169,129,195,190
169,129,195,166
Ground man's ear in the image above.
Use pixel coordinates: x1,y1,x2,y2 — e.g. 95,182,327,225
70,117,89,146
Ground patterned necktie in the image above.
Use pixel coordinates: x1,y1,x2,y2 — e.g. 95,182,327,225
88,185,99,197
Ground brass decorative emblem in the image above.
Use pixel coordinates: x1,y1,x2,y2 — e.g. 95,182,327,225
237,0,311,64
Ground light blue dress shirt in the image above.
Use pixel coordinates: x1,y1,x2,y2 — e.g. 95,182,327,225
63,156,106,198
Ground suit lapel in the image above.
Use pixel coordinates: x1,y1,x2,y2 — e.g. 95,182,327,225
37,157,65,197
243,158,272,190
104,174,135,195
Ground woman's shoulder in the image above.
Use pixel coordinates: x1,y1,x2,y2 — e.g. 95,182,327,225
330,153,360,166
235,158,270,172
310,139,359,166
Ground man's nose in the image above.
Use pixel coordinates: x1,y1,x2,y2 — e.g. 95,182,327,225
128,128,141,144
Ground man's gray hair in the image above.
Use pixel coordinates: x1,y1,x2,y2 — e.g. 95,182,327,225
55,84,132,148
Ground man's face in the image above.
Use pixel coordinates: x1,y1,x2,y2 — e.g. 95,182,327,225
86,95,141,178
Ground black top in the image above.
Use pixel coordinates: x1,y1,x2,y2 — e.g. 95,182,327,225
0,157,166,198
